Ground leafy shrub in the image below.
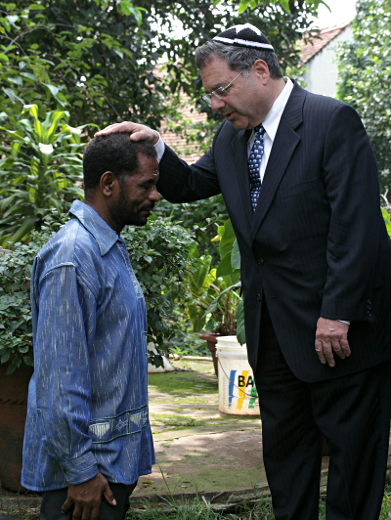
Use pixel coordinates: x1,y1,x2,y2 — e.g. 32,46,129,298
337,0,391,192
122,216,197,358
0,221,57,373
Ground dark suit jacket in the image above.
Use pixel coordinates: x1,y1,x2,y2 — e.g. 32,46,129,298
157,82,391,382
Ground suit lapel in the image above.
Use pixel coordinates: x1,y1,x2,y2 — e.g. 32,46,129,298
231,129,253,223
250,83,306,243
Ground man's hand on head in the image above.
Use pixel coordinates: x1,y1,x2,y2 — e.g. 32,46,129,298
95,121,160,145
61,471,116,520
315,317,351,368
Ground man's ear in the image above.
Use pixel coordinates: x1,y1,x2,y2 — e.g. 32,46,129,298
253,59,270,81
100,171,117,197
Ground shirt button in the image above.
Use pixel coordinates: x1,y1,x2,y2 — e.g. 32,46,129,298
258,258,264,266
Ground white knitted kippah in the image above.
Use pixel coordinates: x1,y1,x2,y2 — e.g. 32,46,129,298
212,23,274,51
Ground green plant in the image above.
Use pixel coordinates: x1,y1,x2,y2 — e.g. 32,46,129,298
0,213,64,374
184,219,246,345
381,207,391,238
156,198,227,261
214,0,328,14
0,1,147,127
166,329,210,357
122,216,197,362
125,493,276,519
336,0,391,192
0,0,323,132
0,104,87,245
379,486,391,520
0,244,34,373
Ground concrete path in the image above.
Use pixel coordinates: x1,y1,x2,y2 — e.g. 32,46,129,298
130,358,329,507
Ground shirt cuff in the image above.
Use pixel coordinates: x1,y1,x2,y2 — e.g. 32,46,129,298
337,320,350,325
154,135,165,162
62,451,99,485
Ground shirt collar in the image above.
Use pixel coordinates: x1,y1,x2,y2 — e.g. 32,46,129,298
69,200,122,256
261,77,294,142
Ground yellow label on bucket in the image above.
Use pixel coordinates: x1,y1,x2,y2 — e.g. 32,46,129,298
228,369,258,410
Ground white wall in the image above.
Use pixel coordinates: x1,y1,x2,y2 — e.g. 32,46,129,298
303,25,353,98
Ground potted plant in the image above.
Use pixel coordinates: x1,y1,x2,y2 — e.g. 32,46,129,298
184,219,246,375
183,221,261,416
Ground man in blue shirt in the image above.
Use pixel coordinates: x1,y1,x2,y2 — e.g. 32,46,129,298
22,133,159,520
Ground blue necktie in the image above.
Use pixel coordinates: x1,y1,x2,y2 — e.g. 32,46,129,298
248,124,265,212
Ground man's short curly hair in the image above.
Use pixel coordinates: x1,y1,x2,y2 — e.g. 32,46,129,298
83,133,157,194
195,40,283,79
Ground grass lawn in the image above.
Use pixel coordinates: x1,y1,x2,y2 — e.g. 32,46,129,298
1,488,390,519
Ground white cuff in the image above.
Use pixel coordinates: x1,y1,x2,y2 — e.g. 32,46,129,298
337,320,350,325
154,135,165,162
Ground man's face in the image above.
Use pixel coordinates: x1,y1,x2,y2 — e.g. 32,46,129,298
110,154,160,230
200,57,268,130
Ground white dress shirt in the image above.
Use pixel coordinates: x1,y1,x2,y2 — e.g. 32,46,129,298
247,77,293,182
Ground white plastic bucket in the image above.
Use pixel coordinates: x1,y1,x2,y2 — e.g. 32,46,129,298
216,336,259,416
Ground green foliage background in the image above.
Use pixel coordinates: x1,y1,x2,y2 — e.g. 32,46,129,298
0,104,86,245
337,0,391,194
0,0,321,132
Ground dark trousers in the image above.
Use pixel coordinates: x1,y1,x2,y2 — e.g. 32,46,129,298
40,481,137,520
254,303,391,520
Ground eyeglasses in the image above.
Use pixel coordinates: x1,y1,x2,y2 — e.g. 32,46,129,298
202,71,243,104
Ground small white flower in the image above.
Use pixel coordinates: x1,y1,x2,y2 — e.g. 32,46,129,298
39,143,53,155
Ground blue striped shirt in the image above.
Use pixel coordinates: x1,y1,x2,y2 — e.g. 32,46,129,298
22,200,155,491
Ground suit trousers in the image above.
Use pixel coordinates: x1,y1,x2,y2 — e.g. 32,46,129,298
254,302,391,520
40,481,137,520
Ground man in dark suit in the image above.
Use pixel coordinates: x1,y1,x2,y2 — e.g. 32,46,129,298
96,24,391,520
